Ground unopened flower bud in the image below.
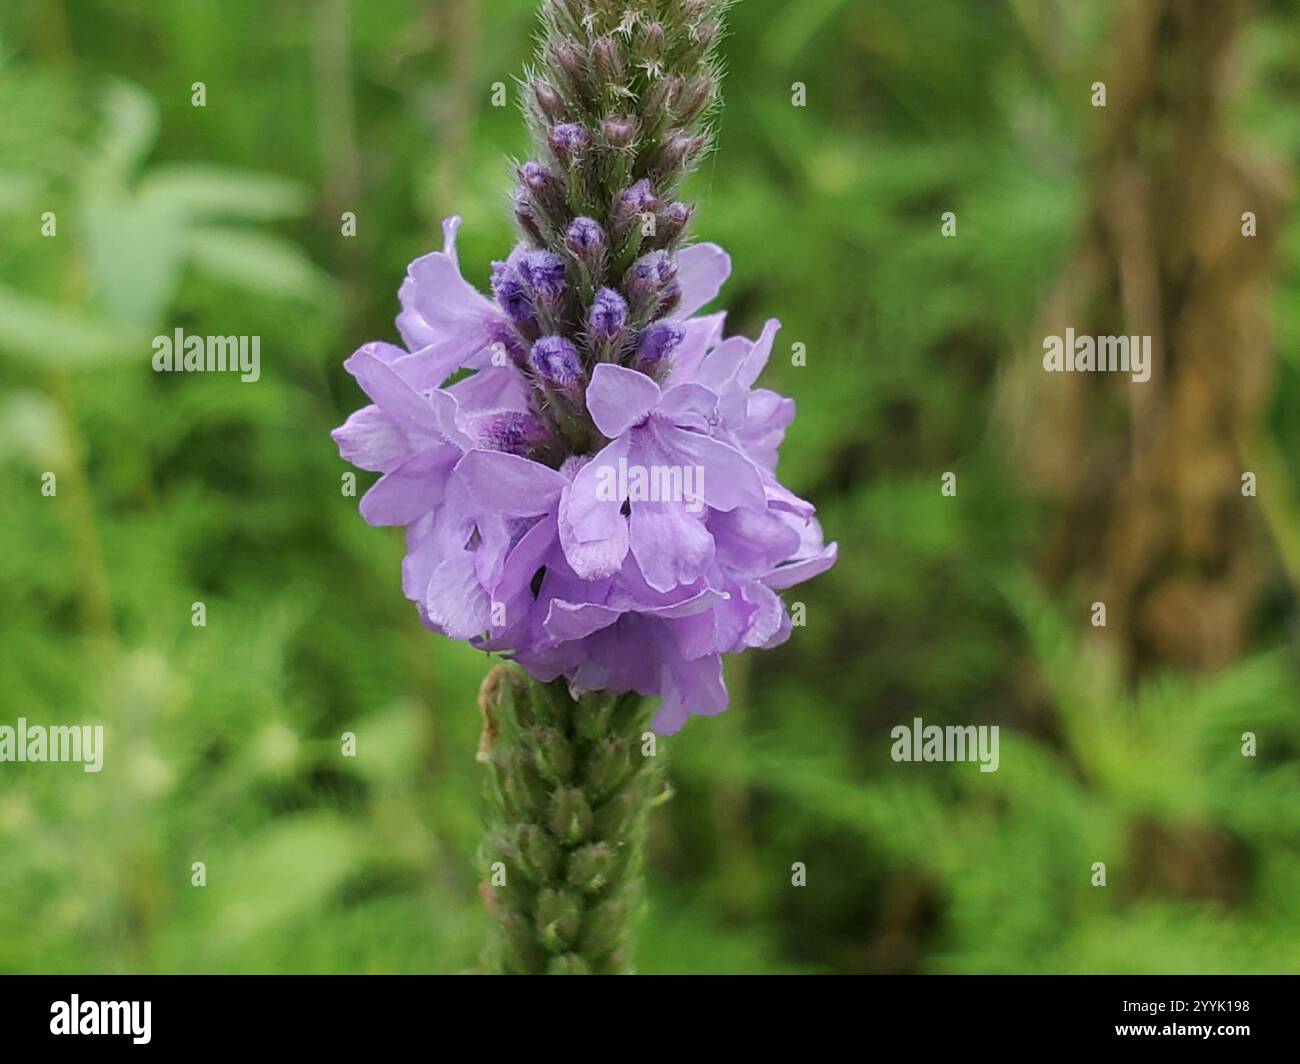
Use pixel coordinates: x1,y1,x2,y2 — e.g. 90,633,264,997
530,335,585,392
655,131,706,176
549,37,589,97
548,122,590,165
485,319,531,367
601,115,637,150
513,190,545,246
642,75,682,121
658,280,682,318
612,179,660,242
532,80,566,123
655,202,694,247
588,287,628,342
491,261,538,329
625,250,677,316
517,250,568,305
677,74,716,124
518,160,566,233
591,35,625,84
565,217,607,274
633,321,684,377
640,22,666,61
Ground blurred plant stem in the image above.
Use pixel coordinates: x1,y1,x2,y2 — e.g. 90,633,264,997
49,373,115,643
431,0,480,215
476,665,660,973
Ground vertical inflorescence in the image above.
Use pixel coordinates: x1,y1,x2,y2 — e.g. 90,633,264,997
491,0,731,455
477,665,662,974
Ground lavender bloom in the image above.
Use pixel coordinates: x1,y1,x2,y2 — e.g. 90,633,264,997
336,12,834,739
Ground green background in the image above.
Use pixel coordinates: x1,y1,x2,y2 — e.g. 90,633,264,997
2,0,1298,973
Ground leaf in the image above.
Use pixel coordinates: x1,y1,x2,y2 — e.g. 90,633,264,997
0,282,146,367
138,164,310,221
90,80,159,182
185,226,333,300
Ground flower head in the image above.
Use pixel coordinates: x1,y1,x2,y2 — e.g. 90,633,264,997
334,0,835,734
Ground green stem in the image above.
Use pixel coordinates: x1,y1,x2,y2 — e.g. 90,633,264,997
476,664,661,974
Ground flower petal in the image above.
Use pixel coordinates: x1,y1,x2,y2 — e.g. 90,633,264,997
672,243,731,319
586,363,661,438
456,449,568,516
655,422,767,513
629,499,714,592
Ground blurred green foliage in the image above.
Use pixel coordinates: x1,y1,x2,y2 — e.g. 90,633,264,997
1,0,1298,973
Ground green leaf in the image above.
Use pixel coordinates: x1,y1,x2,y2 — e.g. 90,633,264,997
138,164,310,221
186,226,333,301
0,282,146,367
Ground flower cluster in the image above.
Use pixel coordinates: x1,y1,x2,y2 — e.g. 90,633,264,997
333,0,835,732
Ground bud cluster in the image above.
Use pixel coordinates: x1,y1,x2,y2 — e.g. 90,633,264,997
494,0,731,455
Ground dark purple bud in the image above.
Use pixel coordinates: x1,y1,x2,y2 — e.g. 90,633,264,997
643,75,683,121
626,251,678,317
548,122,590,165
550,37,586,84
634,321,684,375
656,202,695,246
640,22,666,61
677,75,717,124
530,336,584,390
471,410,552,457
513,190,545,246
564,215,603,257
588,287,628,341
491,261,538,329
532,80,566,123
656,131,707,174
591,35,625,83
620,179,659,215
517,250,568,303
521,160,556,194
601,115,637,150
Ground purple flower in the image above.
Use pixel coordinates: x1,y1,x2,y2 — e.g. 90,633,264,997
334,219,835,734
